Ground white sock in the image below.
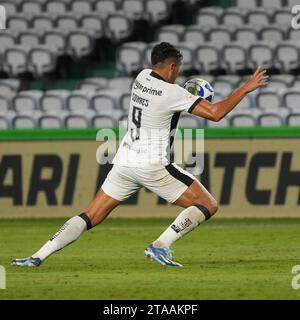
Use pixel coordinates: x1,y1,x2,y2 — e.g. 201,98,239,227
153,205,211,248
32,214,92,261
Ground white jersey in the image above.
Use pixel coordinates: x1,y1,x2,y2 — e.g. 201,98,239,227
113,69,202,167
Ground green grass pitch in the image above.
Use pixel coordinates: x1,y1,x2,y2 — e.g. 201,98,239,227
0,218,300,300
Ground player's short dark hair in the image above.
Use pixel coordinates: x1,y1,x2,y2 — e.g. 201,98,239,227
151,42,183,65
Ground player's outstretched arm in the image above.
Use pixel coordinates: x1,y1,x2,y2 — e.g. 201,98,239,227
190,67,269,122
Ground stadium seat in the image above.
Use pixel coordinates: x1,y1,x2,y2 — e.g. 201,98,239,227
1,1,18,15
195,12,219,27
260,27,285,42
56,14,79,30
246,10,270,25
176,42,196,73
275,43,300,73
116,42,146,75
234,27,258,42
7,15,30,30
208,27,232,44
46,0,68,14
260,0,284,9
178,114,203,128
194,45,219,74
108,77,133,90
79,78,108,91
283,89,300,112
286,0,300,7
286,114,300,126
65,114,89,128
21,1,43,14
257,113,284,127
222,11,245,26
28,47,56,77
206,117,230,128
94,0,118,14
38,115,63,128
40,90,70,113
32,15,55,30
92,115,117,128
13,90,43,114
67,31,94,58
80,14,104,38
0,96,11,115
3,46,28,77
106,14,132,41
273,10,293,26
211,79,233,96
271,74,295,87
70,0,93,14
122,0,145,18
182,25,206,45
120,93,131,112
145,0,169,24
157,25,185,44
255,90,285,114
12,115,36,129
0,79,21,92
236,0,258,8
43,30,67,56
0,32,16,48
18,31,41,47
248,44,274,70
0,117,9,129
287,28,300,42
221,44,247,74
66,90,92,113
230,114,257,127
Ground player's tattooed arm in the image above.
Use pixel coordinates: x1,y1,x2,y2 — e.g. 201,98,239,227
190,67,269,122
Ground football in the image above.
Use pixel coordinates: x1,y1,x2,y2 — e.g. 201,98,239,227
183,78,214,102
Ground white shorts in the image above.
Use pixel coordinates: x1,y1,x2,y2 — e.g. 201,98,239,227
101,163,197,203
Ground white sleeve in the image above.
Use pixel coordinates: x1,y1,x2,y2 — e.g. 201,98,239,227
167,84,202,113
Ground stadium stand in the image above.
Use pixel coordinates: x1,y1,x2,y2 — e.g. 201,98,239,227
0,0,299,129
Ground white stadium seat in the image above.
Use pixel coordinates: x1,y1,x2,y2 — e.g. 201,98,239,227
234,27,258,42
145,0,169,23
0,96,11,114
222,12,244,26
120,93,131,112
260,0,284,9
13,90,43,114
21,1,43,14
283,89,300,112
0,117,9,129
94,0,118,14
80,15,104,38
275,43,300,73
274,10,293,26
18,31,41,47
66,90,92,113
236,0,257,8
178,114,201,128
286,114,300,126
65,115,89,128
28,47,56,77
157,25,185,44
208,27,232,44
56,15,79,30
38,115,63,128
70,0,93,14
0,2,18,15
230,114,257,127
248,44,274,70
7,15,30,31
247,10,270,25
106,14,132,41
195,12,219,27
92,115,116,128
32,15,54,30
12,115,36,129
183,25,206,45
221,44,247,74
108,77,133,90
122,0,145,17
116,42,146,75
260,27,285,42
4,46,28,77
67,31,94,58
257,114,284,127
46,0,68,14
79,78,108,91
43,30,67,56
40,90,70,113
194,44,219,74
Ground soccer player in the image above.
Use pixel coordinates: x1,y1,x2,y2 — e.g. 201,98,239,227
12,42,268,267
